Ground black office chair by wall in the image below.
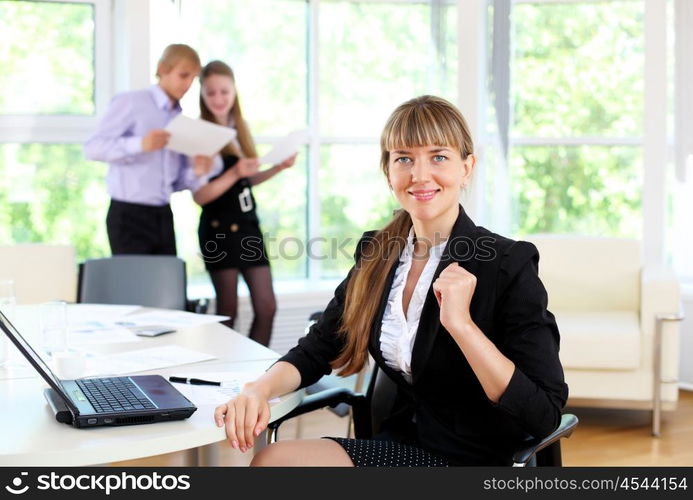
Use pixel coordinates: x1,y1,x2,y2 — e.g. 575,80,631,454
77,255,207,313
269,311,578,466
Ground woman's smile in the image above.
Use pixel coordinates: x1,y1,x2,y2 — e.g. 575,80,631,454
408,188,440,202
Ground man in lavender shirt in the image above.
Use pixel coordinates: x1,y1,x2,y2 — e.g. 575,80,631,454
84,44,208,255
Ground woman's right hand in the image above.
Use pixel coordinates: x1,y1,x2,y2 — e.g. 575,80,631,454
235,157,260,178
214,383,271,452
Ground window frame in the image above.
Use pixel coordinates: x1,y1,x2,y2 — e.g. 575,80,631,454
305,0,459,279
170,0,459,281
485,0,668,266
4,0,674,288
0,0,112,144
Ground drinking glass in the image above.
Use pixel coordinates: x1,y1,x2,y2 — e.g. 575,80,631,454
40,301,68,358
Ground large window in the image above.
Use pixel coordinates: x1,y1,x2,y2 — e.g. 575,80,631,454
163,0,457,283
319,1,457,137
0,1,96,115
1,0,457,289
316,1,456,278
0,0,110,262
505,0,645,238
4,0,680,294
163,0,309,283
0,144,108,256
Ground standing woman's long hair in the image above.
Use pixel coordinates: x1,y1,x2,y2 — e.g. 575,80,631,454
199,60,257,158
332,95,475,376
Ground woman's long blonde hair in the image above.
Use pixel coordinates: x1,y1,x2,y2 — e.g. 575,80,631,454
199,60,257,158
332,95,475,376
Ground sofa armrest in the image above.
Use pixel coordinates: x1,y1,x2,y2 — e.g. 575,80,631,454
641,265,682,405
640,265,681,336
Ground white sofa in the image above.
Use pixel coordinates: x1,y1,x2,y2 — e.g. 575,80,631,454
526,236,683,435
0,244,77,304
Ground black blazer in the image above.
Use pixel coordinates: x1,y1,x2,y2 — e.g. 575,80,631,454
280,206,568,465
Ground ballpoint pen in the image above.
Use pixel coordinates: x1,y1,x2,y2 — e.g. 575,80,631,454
168,376,221,386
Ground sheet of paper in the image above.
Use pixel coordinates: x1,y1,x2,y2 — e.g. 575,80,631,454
165,114,237,157
67,304,141,324
259,129,309,165
66,305,145,345
13,304,144,348
83,345,216,376
115,310,229,329
69,322,143,345
171,371,280,405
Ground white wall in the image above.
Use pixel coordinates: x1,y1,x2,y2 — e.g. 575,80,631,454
679,289,693,388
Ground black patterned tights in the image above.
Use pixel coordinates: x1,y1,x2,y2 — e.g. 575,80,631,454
210,265,276,347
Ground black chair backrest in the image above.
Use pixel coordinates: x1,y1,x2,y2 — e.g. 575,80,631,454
365,365,398,437
77,255,188,310
300,311,574,466
358,365,572,466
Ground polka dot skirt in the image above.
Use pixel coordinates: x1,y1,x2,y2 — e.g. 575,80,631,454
324,437,449,467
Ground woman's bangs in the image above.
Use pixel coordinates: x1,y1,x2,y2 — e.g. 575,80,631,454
383,107,461,152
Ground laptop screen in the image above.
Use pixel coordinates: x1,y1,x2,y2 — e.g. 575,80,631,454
0,309,77,411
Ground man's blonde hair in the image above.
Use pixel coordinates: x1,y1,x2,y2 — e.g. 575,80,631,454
156,44,201,77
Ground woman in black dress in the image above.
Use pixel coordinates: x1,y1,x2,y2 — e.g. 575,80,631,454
192,60,296,346
213,95,567,466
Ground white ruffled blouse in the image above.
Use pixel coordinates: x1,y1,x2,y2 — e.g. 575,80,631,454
379,228,447,383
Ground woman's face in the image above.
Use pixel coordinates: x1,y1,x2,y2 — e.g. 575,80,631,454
201,74,236,123
387,144,474,226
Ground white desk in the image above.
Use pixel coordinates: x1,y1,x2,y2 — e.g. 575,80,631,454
0,306,302,466
0,306,279,381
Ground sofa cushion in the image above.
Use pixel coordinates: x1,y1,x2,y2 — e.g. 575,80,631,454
526,236,640,312
555,311,641,370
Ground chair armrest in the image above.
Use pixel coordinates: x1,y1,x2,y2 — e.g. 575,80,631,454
186,298,209,314
512,414,579,466
267,387,365,431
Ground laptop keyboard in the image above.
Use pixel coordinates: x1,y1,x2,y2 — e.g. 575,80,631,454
76,377,157,413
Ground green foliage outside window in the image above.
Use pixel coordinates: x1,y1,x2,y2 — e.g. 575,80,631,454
0,1,94,114
1,0,649,284
318,144,399,277
0,144,109,258
510,2,644,238
174,0,308,282
319,2,457,137
511,146,641,237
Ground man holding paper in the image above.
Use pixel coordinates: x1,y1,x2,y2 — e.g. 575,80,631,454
192,60,302,347
84,44,213,256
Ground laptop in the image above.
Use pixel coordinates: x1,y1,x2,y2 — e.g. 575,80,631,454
0,310,197,428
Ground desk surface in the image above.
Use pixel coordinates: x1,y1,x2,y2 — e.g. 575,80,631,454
0,306,278,381
0,306,301,466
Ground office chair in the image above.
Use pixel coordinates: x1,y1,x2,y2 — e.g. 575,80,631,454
296,312,370,438
269,314,578,466
77,255,207,313
269,364,577,466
